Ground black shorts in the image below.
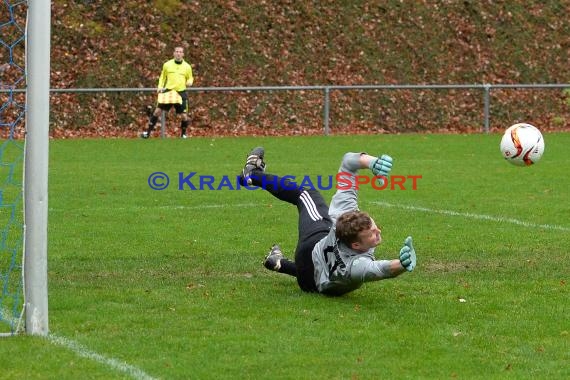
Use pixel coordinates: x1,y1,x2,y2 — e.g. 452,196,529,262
158,91,188,114
293,189,332,293
294,229,329,293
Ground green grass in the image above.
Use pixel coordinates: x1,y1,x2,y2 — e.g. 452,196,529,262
1,133,569,379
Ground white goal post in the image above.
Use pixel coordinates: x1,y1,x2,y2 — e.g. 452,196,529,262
23,0,51,336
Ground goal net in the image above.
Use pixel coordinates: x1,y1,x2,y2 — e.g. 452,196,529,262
0,0,26,335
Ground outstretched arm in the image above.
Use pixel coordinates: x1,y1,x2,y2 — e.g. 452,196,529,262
329,152,393,221
358,153,377,168
352,236,417,281
328,153,366,221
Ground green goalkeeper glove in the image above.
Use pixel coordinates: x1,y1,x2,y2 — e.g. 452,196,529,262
399,236,416,272
369,154,393,186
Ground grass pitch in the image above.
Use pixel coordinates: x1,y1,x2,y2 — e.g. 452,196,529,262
1,133,569,379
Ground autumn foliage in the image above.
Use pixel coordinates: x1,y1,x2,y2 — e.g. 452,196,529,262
29,2,570,137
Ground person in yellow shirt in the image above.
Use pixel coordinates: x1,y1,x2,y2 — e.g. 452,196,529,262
141,46,194,139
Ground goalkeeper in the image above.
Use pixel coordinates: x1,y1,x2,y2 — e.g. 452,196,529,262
239,147,416,296
141,46,194,139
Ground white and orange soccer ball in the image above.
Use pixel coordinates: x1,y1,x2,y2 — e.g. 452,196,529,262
499,123,545,166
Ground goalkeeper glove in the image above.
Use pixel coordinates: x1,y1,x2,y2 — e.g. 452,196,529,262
369,154,393,186
399,236,416,272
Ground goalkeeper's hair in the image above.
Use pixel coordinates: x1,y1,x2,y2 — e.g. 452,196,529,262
335,211,373,246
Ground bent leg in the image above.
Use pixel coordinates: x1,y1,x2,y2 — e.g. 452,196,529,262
244,171,302,205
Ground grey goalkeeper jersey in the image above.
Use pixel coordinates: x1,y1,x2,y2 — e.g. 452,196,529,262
312,152,394,296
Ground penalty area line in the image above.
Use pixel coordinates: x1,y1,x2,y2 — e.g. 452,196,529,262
46,334,157,380
2,310,155,379
370,201,570,232
48,202,259,213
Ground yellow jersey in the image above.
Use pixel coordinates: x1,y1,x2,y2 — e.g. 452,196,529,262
158,59,193,92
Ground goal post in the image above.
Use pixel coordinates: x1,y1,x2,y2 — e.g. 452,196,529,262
23,0,51,336
1,0,51,338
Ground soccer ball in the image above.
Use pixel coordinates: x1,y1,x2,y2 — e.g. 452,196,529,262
499,123,545,166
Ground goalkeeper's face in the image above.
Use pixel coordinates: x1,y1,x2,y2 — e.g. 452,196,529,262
173,47,184,62
336,211,382,252
354,219,382,252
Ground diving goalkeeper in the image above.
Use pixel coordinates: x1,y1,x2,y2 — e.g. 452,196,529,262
239,147,417,296
141,46,194,139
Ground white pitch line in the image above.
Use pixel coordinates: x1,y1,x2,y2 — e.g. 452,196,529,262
49,200,570,232
1,309,156,380
48,202,259,213
47,334,157,380
156,202,259,211
370,201,570,232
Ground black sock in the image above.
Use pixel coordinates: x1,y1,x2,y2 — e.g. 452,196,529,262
147,115,158,133
278,258,297,277
181,120,189,136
